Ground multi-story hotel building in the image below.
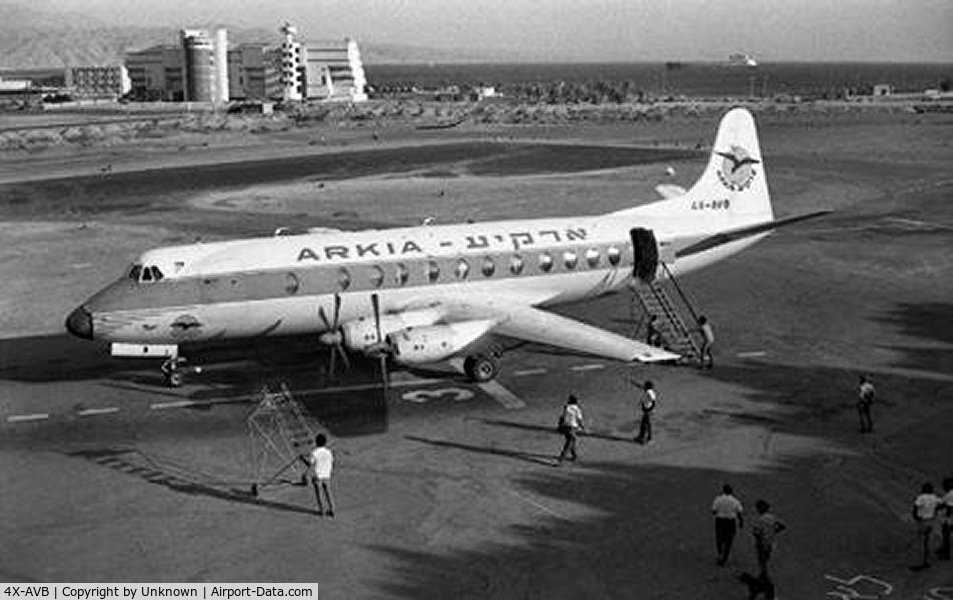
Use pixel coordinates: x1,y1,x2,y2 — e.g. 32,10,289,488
125,23,366,103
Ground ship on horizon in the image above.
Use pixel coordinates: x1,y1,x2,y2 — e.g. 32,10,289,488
728,53,758,67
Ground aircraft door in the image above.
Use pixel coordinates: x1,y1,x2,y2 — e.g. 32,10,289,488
629,228,659,283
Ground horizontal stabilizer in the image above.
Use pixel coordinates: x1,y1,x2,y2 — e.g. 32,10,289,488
656,184,687,199
675,210,832,258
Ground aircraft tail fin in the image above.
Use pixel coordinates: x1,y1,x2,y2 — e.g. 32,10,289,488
618,107,773,230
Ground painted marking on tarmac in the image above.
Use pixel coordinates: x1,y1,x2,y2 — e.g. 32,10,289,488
77,407,120,416
571,363,605,372
150,400,202,410
7,413,50,423
513,368,548,377
401,388,474,404
311,378,445,395
478,380,526,410
736,351,767,358
509,490,562,518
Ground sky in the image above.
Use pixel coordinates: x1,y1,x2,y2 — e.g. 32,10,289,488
30,0,953,62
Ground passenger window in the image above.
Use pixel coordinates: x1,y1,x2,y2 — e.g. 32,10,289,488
510,254,524,275
585,248,600,268
607,246,621,266
285,273,299,295
338,267,351,290
455,259,469,280
395,263,410,285
482,257,495,277
538,252,553,273
370,265,384,288
563,251,578,270
427,261,440,283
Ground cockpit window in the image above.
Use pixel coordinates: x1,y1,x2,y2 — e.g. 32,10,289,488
130,264,164,283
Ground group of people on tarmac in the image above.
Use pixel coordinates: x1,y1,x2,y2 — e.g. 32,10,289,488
556,379,659,464
912,477,953,570
711,484,787,600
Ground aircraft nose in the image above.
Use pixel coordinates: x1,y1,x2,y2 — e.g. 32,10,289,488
65,306,93,340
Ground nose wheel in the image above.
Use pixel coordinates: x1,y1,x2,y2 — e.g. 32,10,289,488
160,356,200,388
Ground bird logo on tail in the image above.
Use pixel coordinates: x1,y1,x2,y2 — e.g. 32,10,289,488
716,145,760,191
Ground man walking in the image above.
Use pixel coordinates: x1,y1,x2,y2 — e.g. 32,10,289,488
857,375,876,433
310,433,336,517
634,381,657,445
913,482,941,569
557,395,585,464
939,477,953,560
698,315,714,369
751,499,787,599
712,484,744,566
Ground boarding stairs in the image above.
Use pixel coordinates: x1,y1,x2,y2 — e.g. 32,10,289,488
247,382,322,496
630,262,703,363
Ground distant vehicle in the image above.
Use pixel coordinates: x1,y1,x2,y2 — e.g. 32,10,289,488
66,108,826,386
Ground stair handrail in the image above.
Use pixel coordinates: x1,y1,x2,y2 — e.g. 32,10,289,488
660,262,701,326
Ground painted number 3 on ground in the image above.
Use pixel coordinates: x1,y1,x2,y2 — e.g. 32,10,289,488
401,388,475,404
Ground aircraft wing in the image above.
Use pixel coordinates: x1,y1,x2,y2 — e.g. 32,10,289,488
492,305,680,362
419,294,679,363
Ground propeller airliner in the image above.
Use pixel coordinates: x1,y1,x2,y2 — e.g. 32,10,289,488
66,108,827,386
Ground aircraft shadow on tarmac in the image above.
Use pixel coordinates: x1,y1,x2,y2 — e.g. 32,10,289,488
478,418,635,443
406,435,559,467
67,447,317,516
0,333,390,437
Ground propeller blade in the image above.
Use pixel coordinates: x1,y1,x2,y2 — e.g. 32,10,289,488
318,306,332,330
371,293,383,343
332,292,341,329
336,344,351,371
379,355,389,395
328,342,337,377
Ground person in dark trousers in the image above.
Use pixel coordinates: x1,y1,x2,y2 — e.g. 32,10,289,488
309,433,335,517
634,381,657,445
557,395,585,464
712,483,744,566
750,499,786,599
912,482,940,569
646,315,663,347
698,315,714,369
939,477,953,560
857,375,876,433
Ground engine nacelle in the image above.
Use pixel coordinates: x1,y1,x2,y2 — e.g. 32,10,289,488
341,308,440,353
388,320,495,365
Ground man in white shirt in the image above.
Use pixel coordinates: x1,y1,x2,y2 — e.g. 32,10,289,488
938,477,953,561
712,484,744,566
557,395,585,464
857,375,875,433
698,315,714,369
913,482,941,569
310,433,335,517
634,381,657,445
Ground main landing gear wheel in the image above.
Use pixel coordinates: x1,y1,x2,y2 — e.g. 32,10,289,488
464,354,499,382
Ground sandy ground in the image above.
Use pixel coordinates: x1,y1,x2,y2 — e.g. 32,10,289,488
0,108,951,598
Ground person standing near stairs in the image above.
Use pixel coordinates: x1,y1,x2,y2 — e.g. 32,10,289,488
310,433,336,518
698,315,715,369
634,381,658,445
